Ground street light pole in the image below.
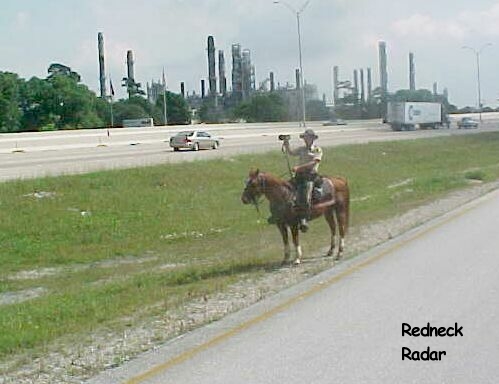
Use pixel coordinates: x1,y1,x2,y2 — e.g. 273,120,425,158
462,43,492,122
274,0,312,127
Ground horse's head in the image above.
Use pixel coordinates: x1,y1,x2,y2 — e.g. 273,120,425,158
241,169,265,205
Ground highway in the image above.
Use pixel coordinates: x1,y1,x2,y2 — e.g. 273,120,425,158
88,188,499,384
1,117,498,181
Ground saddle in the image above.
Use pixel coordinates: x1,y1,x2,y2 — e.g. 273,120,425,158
289,175,335,205
311,176,335,204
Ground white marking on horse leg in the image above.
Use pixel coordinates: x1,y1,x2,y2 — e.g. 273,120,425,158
336,237,345,260
294,245,302,265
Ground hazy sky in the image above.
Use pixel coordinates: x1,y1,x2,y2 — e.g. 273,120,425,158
2,0,499,107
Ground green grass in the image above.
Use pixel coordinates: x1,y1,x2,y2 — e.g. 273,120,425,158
1,132,499,359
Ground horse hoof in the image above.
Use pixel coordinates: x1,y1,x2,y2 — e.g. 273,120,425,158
293,259,301,266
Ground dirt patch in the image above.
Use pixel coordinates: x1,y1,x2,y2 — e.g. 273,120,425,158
0,287,48,306
2,181,498,384
7,267,61,281
4,255,160,283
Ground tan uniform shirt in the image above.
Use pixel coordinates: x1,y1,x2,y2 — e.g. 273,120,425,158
287,145,323,172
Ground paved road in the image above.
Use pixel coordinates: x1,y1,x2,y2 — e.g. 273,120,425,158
89,188,499,384
1,119,498,181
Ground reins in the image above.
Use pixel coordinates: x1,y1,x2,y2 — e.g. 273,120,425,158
248,172,293,218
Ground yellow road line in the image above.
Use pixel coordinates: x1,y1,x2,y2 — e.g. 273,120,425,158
124,189,497,384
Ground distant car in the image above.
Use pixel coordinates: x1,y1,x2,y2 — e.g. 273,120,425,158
457,117,479,129
169,130,220,151
323,118,347,126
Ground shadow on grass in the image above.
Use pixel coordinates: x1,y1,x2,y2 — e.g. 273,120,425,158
164,258,288,287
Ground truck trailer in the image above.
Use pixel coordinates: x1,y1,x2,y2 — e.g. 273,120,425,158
387,102,443,131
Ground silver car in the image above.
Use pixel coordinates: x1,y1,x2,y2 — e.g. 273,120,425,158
457,117,479,129
169,130,220,151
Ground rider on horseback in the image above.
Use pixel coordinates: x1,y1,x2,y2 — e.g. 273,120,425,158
280,128,323,232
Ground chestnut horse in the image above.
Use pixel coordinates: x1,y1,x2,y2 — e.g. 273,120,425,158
241,169,349,265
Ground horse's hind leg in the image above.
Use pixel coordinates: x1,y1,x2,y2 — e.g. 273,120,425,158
277,223,291,264
336,204,347,260
325,207,336,257
290,224,302,265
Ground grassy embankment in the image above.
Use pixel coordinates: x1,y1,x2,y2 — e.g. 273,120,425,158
1,132,499,359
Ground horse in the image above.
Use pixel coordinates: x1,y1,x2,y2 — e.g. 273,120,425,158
241,169,350,265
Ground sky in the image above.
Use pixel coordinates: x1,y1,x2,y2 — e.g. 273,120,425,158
1,0,499,108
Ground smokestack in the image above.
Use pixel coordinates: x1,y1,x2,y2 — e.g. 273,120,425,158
333,66,339,105
353,69,359,101
409,52,416,91
379,42,388,94
207,36,216,96
218,50,227,96
250,64,256,91
270,71,275,92
443,87,448,101
378,41,388,119
98,32,106,98
126,50,135,98
242,49,252,100
180,82,185,98
201,79,205,98
231,44,242,103
360,68,365,103
295,68,301,90
367,67,372,100
127,50,135,82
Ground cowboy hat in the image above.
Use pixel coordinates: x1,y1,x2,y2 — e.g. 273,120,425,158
299,128,318,140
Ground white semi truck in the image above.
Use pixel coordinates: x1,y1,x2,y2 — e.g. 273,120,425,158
387,102,444,131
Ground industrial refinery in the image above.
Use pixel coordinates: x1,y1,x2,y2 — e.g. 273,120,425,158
96,33,450,123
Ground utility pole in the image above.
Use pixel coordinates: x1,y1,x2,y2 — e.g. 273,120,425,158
162,68,168,126
274,0,312,127
462,43,492,122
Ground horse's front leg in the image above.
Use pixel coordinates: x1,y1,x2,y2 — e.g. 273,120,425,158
291,224,302,265
277,223,291,264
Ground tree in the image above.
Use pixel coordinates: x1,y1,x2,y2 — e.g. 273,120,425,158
233,93,287,123
112,97,149,124
0,67,191,132
45,74,103,129
156,92,191,125
47,63,81,83
391,89,435,102
20,76,59,131
198,97,224,123
0,72,23,132
20,67,104,130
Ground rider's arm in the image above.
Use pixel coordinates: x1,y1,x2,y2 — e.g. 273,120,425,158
293,146,322,173
293,159,320,173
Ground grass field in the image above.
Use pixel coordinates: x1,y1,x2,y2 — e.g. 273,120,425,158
1,132,499,359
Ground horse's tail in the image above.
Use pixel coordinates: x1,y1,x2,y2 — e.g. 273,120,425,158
343,179,350,233
331,176,350,234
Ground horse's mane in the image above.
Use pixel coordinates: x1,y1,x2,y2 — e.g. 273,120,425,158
261,172,294,192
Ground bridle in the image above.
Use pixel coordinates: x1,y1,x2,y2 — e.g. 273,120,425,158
243,173,266,214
